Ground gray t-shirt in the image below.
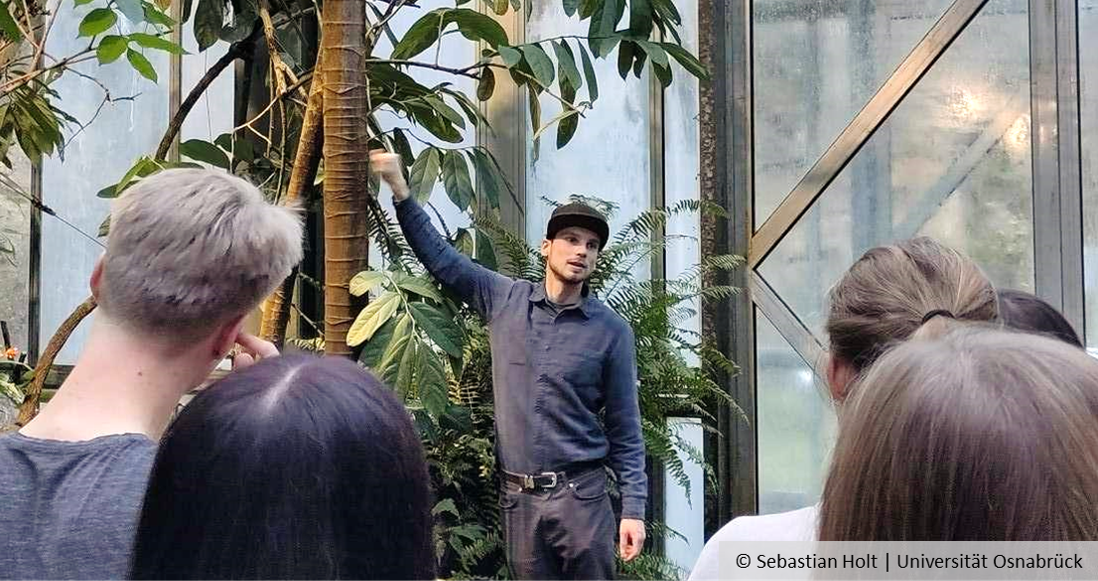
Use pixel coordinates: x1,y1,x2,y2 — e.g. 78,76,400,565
0,432,156,580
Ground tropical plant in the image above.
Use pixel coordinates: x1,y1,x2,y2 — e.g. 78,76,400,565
349,197,742,579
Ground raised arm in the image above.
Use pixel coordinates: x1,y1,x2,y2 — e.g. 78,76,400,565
371,151,512,321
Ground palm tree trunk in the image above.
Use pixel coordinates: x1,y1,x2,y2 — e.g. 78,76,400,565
320,0,369,356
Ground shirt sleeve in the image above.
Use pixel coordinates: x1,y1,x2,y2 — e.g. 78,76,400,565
395,198,513,321
603,323,647,519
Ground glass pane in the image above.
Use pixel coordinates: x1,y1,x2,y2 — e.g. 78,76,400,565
752,0,954,225
524,3,651,256
40,0,170,364
1080,0,1098,346
759,0,1033,334
756,307,835,515
0,151,31,353
665,0,700,353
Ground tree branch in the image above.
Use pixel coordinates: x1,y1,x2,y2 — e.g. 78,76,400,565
154,29,262,161
16,296,96,426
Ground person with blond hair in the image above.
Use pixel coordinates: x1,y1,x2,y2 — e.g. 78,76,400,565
688,238,997,578
0,168,302,579
820,325,1098,540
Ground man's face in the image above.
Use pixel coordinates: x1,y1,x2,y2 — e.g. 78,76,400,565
541,226,600,285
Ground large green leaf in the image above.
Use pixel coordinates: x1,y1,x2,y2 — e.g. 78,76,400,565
519,44,554,88
391,10,444,60
552,40,582,92
394,272,444,303
96,35,129,64
129,32,185,54
432,498,460,517
179,138,229,168
408,302,463,358
468,150,499,210
441,150,474,211
476,69,496,101
347,291,402,347
416,344,450,418
409,148,441,203
358,317,396,368
423,95,466,130
616,40,635,79
142,2,176,28
636,40,669,68
391,129,415,168
0,2,21,41
662,42,709,80
396,336,419,395
475,228,499,271
414,108,463,143
373,313,413,382
628,0,652,36
193,0,225,51
578,43,599,102
528,83,542,161
557,108,579,148
349,270,388,297
449,9,507,47
498,45,522,67
126,49,157,81
588,0,623,57
78,9,117,38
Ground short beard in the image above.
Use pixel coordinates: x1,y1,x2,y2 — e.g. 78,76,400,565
548,261,588,285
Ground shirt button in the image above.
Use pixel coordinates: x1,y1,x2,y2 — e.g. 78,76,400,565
544,345,550,351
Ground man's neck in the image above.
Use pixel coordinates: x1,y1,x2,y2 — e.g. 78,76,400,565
19,320,209,442
544,274,583,305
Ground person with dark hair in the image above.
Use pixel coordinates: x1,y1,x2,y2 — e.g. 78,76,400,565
130,355,435,580
370,151,646,580
997,289,1083,347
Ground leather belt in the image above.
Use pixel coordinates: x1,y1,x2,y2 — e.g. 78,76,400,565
501,461,603,492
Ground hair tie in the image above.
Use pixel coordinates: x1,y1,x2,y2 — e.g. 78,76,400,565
921,309,955,325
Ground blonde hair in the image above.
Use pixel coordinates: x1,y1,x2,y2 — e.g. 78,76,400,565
819,327,1098,540
826,237,997,373
99,169,303,340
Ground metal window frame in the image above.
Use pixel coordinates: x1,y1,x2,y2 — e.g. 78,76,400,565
1030,0,1084,337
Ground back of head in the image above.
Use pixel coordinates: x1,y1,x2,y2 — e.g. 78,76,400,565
131,355,435,579
826,237,997,373
997,289,1083,347
99,168,303,341
819,327,1098,540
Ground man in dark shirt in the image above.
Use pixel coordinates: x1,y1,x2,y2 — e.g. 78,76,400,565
372,151,646,579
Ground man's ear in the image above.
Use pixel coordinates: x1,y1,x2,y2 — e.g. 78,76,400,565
89,255,105,301
540,239,551,258
213,315,247,360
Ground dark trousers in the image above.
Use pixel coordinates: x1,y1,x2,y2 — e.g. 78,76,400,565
500,467,617,580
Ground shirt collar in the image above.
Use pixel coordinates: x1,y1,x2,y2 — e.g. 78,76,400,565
529,283,593,318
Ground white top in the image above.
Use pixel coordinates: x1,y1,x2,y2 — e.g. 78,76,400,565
687,505,819,580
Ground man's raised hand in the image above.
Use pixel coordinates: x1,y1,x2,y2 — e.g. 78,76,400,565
369,149,410,202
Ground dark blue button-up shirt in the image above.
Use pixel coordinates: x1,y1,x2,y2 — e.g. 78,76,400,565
396,199,647,519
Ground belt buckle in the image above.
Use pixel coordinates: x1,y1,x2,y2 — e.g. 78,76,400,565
540,472,558,489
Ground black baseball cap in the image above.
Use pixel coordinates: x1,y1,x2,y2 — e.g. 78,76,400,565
546,203,610,250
